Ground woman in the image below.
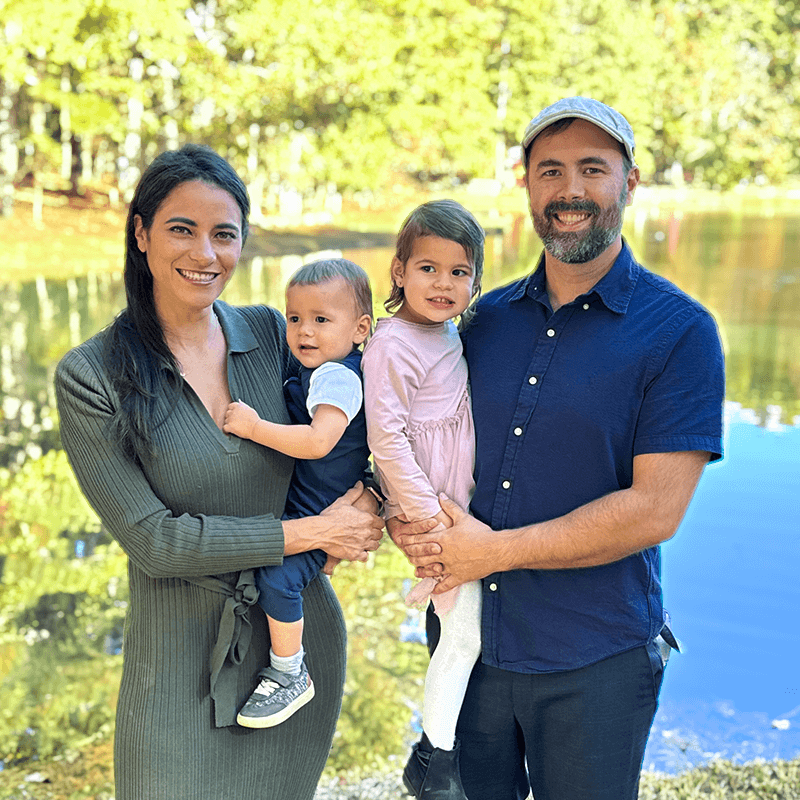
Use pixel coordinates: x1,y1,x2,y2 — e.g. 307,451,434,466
55,144,383,800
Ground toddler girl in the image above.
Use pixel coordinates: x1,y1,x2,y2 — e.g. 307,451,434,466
361,199,484,800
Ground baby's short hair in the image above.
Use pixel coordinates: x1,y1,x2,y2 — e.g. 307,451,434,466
288,258,373,319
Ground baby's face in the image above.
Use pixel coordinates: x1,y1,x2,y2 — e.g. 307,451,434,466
285,278,370,369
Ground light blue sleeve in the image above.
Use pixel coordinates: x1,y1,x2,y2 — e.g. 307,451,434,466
306,361,363,423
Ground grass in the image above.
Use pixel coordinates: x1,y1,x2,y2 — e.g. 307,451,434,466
1,197,127,282
0,739,114,800
0,739,797,800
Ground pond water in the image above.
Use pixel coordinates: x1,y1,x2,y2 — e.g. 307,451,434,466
1,198,798,773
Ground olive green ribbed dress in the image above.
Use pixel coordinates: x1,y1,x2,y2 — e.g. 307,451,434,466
55,302,347,800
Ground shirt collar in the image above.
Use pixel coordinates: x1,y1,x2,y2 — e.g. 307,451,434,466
214,300,260,354
512,238,639,315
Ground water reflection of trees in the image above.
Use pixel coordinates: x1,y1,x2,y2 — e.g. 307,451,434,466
0,211,798,776
1,213,798,468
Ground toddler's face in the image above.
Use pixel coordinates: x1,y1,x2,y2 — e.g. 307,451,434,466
285,278,371,369
391,236,476,326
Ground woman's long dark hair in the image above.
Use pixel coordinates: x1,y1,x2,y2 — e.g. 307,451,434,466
104,144,250,463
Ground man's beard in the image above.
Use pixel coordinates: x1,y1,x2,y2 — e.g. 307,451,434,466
531,185,627,264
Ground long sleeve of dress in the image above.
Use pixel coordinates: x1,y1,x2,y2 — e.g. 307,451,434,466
55,346,287,579
362,328,442,522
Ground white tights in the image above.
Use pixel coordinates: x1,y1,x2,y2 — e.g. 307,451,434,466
422,579,483,751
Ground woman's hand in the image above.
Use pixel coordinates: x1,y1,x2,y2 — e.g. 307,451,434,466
322,485,383,576
318,483,384,561
283,482,384,565
223,400,259,439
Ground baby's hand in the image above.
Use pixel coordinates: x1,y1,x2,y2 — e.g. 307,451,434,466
223,400,259,439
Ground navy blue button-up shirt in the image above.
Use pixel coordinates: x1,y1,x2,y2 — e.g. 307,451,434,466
462,241,725,673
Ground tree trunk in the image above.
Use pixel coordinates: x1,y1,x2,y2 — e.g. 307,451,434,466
60,66,73,186
0,77,19,217
121,55,144,201
159,59,180,151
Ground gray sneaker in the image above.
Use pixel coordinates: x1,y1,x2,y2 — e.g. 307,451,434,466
236,663,315,729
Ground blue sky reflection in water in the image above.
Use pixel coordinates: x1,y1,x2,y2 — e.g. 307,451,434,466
644,403,800,772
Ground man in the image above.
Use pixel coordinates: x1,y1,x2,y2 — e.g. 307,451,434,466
395,97,725,800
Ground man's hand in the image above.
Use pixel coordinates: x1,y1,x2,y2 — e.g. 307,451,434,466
386,514,442,566
388,496,498,593
423,496,497,593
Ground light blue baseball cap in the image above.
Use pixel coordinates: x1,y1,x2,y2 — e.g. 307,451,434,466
521,97,636,164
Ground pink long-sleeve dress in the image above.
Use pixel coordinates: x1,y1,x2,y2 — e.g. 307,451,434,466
361,316,475,612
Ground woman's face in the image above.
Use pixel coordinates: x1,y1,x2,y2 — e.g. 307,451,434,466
134,180,243,315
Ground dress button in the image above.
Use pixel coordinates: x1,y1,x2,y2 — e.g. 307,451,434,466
502,480,511,489
583,303,590,310
528,376,538,385
514,427,523,436
489,583,498,592
547,328,556,337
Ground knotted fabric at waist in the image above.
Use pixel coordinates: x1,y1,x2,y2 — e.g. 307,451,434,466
184,569,260,727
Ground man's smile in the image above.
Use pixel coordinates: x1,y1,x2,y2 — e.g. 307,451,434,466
552,211,592,228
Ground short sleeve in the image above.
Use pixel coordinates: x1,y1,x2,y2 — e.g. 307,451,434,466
634,310,725,461
307,361,363,423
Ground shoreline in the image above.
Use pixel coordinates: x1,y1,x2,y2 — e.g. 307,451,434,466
4,184,800,284
1,751,797,800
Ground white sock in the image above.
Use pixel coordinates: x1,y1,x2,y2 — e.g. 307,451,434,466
269,646,304,676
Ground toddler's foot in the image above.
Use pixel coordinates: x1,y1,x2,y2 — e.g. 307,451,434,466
236,662,314,728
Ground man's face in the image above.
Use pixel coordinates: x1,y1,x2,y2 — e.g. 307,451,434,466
524,119,638,264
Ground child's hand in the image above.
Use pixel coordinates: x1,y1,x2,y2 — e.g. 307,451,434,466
223,400,259,439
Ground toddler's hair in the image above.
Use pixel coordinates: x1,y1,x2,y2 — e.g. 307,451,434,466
385,199,485,323
288,258,373,319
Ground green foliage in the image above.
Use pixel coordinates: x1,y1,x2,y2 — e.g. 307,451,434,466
327,544,429,776
0,451,127,769
2,0,799,195
0,651,121,771
639,757,800,799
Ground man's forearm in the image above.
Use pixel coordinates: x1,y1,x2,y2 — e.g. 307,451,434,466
500,451,709,570
413,451,710,591
501,487,672,571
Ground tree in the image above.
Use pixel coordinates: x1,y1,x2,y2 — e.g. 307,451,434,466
649,0,800,187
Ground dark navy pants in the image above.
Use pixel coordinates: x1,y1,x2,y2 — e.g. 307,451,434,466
427,609,666,800
255,549,327,623
455,645,665,800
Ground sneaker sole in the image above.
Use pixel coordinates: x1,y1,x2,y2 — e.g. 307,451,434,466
236,681,315,729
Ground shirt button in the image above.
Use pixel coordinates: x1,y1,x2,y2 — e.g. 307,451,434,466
514,427,523,436
583,303,590,310
489,583,498,592
528,376,538,385
547,328,556,337
502,480,511,489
